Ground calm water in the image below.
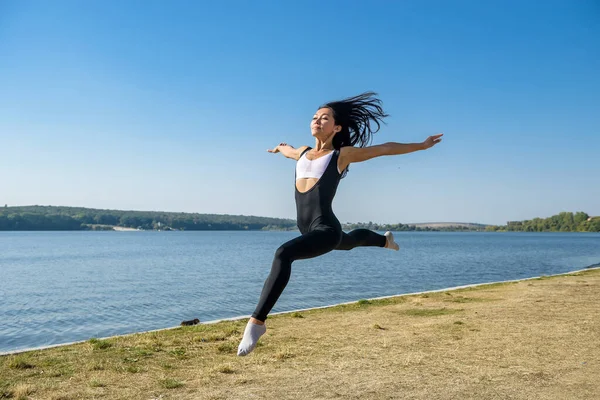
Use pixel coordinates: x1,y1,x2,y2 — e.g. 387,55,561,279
1,231,599,353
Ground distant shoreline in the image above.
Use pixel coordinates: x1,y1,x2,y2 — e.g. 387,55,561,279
2,228,600,233
2,206,598,232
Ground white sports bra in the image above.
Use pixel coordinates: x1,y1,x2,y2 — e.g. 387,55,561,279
296,151,341,180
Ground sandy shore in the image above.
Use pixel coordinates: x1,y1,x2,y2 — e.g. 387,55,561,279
1,267,599,399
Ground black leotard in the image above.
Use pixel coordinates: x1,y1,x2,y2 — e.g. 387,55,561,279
295,147,343,235
251,147,386,321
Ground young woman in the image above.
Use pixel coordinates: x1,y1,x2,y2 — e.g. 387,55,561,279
238,92,443,356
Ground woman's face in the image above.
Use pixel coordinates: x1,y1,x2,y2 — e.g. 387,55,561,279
311,108,340,140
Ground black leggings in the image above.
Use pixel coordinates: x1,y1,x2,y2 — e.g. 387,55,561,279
251,229,386,321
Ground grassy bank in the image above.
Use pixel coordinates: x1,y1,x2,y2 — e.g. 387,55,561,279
2,268,599,399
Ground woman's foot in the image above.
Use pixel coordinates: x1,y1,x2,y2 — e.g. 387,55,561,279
384,231,400,251
237,319,267,356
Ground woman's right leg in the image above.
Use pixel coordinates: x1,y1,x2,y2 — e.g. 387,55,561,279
251,229,341,322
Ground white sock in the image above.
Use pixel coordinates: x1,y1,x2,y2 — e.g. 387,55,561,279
237,320,267,356
384,231,400,251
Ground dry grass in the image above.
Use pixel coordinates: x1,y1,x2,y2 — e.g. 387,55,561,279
1,268,599,399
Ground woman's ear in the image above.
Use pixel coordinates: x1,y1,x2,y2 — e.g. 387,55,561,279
334,125,341,134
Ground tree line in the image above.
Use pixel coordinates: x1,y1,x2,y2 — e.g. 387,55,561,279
0,206,483,232
1,206,598,232
486,211,600,232
0,206,296,231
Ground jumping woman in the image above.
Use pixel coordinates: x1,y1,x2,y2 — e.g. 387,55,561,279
237,92,443,356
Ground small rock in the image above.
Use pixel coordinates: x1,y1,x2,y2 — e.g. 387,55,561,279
181,318,200,326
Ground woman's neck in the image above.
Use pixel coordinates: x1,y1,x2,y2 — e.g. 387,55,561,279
314,138,335,151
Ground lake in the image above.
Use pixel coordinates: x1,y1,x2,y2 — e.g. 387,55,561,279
1,231,599,354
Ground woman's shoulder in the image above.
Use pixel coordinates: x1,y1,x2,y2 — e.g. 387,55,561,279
298,146,311,156
338,146,354,157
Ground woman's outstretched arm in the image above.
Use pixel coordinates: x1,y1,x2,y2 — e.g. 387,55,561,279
267,143,310,160
339,133,443,169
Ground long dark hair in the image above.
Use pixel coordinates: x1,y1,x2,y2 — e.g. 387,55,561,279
321,91,389,150
321,91,388,177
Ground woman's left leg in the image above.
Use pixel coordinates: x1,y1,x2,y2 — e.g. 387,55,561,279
335,229,386,250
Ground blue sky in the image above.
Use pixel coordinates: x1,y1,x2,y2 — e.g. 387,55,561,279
1,0,599,225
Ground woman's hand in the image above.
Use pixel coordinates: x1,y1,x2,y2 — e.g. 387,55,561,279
267,143,292,153
422,133,443,150
267,143,309,160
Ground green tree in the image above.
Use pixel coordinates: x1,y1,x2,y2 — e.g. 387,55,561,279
589,218,600,232
574,211,589,226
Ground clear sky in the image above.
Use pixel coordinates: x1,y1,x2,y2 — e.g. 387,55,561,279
1,0,599,225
